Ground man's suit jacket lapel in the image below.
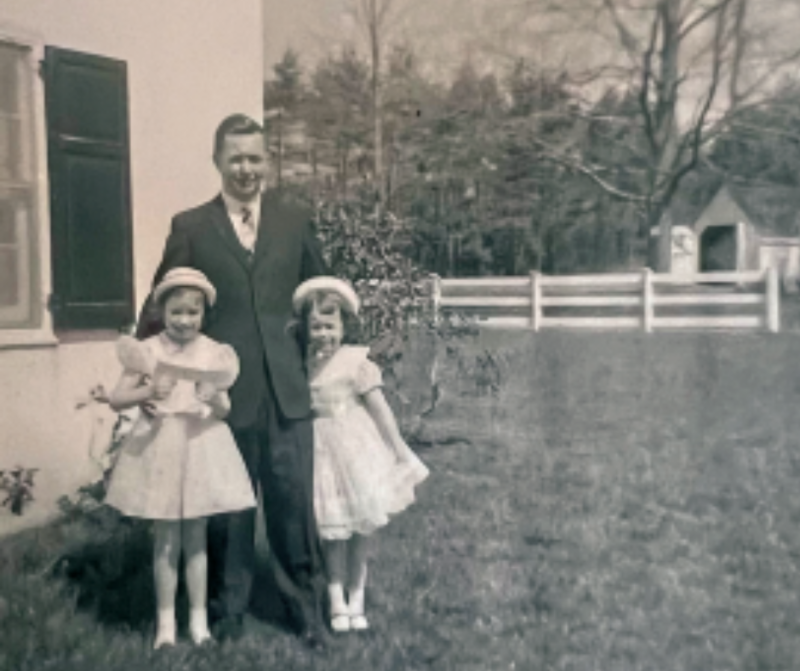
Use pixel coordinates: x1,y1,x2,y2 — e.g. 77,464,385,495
253,192,282,264
209,195,252,271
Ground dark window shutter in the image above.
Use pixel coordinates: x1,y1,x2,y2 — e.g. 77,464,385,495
45,47,133,330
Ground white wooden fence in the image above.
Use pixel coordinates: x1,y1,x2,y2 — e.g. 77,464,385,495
433,267,781,332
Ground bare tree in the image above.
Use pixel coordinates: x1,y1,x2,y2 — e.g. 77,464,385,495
349,0,393,208
481,0,800,270
349,0,419,209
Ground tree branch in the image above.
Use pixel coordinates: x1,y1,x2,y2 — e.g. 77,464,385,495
639,9,660,157
601,0,641,59
659,0,726,205
727,120,800,143
678,0,731,40
728,0,747,106
531,138,650,202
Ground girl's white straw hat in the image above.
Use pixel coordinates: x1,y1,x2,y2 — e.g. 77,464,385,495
152,267,217,307
292,277,360,315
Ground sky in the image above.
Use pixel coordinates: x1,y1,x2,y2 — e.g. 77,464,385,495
262,0,349,70
261,0,521,81
261,0,800,119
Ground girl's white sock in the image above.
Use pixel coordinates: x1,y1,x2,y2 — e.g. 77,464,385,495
189,607,211,644
348,587,365,616
328,582,348,615
154,607,176,649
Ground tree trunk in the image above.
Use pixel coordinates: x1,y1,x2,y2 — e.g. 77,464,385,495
655,0,681,272
655,205,672,272
276,110,284,191
369,0,385,209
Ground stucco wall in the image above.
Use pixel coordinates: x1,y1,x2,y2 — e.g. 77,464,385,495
0,342,119,535
0,0,263,534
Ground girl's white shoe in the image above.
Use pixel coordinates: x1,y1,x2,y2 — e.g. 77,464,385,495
153,626,176,650
190,626,213,646
153,610,177,650
189,608,212,646
331,612,351,633
350,613,369,631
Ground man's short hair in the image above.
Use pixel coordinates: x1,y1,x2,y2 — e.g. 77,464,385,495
213,114,264,159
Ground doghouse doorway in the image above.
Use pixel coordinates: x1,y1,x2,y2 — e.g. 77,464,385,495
700,224,737,272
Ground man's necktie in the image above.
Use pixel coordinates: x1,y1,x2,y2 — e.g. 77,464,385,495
241,206,256,251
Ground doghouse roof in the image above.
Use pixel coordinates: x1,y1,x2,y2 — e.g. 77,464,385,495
727,185,800,236
691,184,800,236
664,183,800,237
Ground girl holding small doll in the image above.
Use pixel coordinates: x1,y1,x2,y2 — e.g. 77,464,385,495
105,267,256,649
291,276,429,633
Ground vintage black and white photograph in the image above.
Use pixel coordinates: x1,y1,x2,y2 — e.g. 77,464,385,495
3,0,800,669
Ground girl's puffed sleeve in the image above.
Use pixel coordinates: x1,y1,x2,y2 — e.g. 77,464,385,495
116,335,155,376
210,343,240,390
354,356,383,395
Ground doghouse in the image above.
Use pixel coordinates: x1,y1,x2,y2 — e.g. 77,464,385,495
651,184,800,289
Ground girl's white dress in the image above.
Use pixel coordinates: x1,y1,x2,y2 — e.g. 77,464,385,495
310,345,429,539
104,333,256,520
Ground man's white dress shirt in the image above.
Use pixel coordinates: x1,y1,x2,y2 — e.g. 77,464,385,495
222,191,261,252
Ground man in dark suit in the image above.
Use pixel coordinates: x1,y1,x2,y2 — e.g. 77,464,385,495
137,114,327,646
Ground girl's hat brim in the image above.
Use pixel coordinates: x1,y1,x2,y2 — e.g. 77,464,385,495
152,267,217,307
292,277,360,315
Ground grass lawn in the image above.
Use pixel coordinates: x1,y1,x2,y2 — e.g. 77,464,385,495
4,330,800,670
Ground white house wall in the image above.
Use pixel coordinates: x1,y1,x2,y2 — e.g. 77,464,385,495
2,0,264,299
0,0,263,534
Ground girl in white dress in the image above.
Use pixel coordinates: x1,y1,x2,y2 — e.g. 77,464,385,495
105,268,256,648
291,277,429,633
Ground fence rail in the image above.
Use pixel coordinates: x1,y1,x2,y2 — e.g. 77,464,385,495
433,267,781,333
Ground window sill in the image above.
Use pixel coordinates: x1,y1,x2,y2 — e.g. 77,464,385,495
0,328,122,350
55,330,120,344
0,327,58,350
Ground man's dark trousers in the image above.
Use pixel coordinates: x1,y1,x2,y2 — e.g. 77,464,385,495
207,377,319,626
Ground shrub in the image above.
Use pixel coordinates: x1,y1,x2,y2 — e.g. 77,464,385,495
313,193,437,366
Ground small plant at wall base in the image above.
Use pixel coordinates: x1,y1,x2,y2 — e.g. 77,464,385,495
0,467,38,516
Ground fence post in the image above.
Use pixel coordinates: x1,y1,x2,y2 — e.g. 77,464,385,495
642,267,654,333
431,273,442,326
530,271,542,331
766,266,780,333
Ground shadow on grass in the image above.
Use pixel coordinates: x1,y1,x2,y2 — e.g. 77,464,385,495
248,555,297,633
53,514,155,631
50,510,297,636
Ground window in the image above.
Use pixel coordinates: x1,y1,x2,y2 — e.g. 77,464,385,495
0,41,39,328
